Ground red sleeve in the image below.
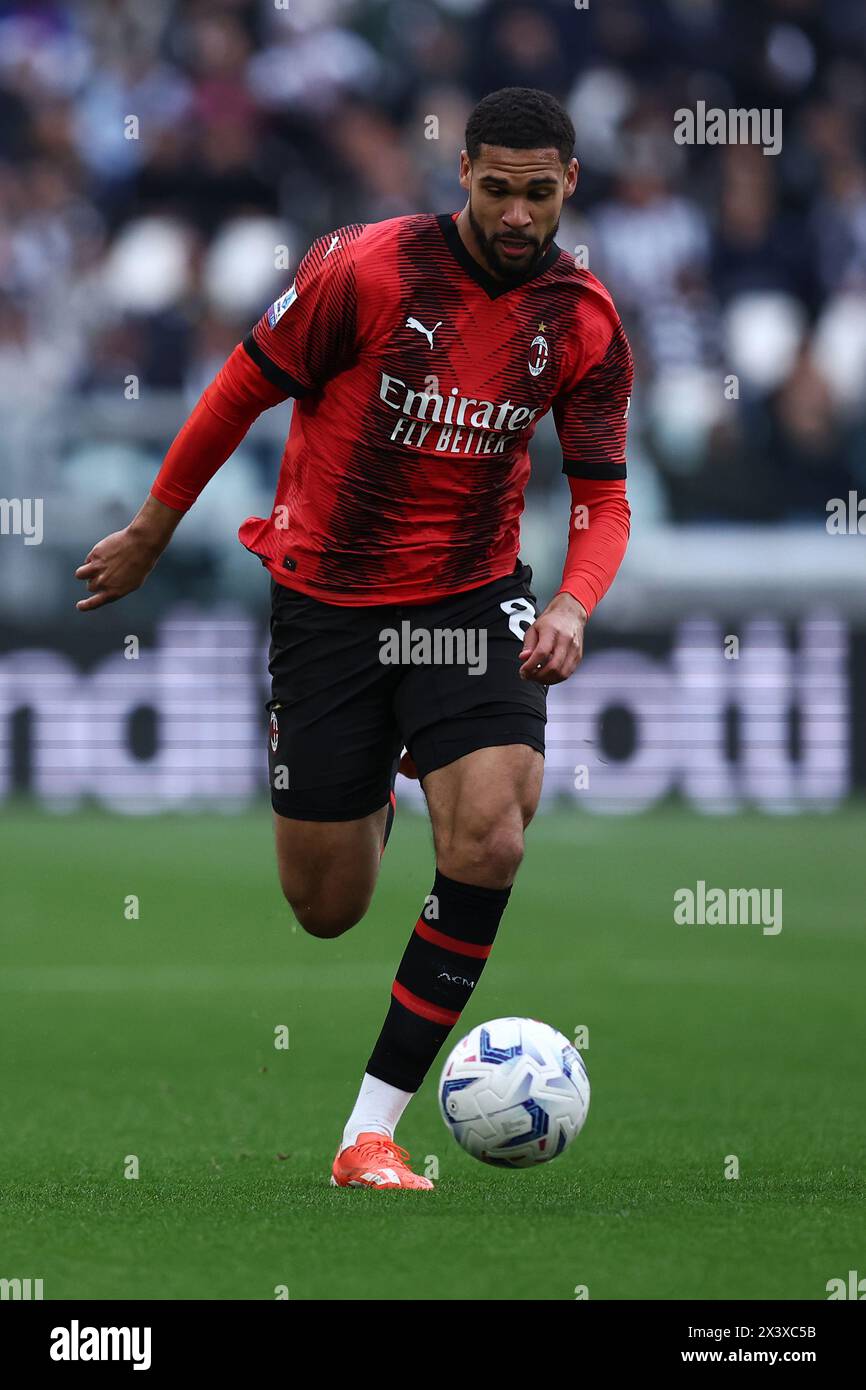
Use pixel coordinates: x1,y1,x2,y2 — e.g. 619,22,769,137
557,476,631,618
244,225,364,395
553,316,632,481
151,342,287,513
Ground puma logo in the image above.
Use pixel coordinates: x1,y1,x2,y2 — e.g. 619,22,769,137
323,234,340,259
405,316,443,349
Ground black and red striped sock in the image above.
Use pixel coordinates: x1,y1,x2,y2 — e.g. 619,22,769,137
366,869,511,1092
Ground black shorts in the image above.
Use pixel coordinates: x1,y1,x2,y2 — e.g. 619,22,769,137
266,561,547,821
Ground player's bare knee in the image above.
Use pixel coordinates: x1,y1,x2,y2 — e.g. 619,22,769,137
483,826,525,883
277,866,372,938
443,819,525,886
289,895,368,940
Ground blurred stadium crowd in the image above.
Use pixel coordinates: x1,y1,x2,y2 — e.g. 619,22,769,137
1,0,865,612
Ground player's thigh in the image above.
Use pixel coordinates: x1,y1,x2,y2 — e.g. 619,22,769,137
423,744,544,885
423,742,544,841
394,562,547,883
272,806,388,935
267,578,401,928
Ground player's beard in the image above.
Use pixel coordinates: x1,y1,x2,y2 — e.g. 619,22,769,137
468,201,559,283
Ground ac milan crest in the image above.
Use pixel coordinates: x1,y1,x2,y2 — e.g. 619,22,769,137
269,709,280,753
528,333,549,377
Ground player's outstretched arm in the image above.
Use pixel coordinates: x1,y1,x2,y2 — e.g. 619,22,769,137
74,342,288,612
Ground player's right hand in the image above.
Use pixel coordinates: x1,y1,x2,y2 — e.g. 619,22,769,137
74,526,164,611
75,495,183,611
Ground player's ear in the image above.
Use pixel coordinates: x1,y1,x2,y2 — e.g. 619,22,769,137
563,158,579,200
458,150,472,191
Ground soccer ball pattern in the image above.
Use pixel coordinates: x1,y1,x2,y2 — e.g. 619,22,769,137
438,1017,590,1168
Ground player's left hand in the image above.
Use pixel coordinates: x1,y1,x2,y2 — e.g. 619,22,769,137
518,592,587,684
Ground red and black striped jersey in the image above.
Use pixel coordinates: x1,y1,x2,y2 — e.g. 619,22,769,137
238,212,632,605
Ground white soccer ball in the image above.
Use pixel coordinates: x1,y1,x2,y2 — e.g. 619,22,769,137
438,1017,590,1168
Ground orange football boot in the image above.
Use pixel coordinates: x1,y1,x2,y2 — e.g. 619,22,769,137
330,1132,435,1190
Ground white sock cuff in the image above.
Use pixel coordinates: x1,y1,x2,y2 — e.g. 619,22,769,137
341,1072,414,1150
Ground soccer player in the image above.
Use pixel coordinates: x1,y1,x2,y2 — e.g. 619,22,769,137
75,87,632,1190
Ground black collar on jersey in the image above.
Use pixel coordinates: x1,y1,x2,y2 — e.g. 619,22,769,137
436,212,560,300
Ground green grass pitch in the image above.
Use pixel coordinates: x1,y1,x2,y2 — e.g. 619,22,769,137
1,803,863,1301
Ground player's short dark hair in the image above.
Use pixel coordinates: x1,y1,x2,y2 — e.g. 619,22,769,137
465,87,575,163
